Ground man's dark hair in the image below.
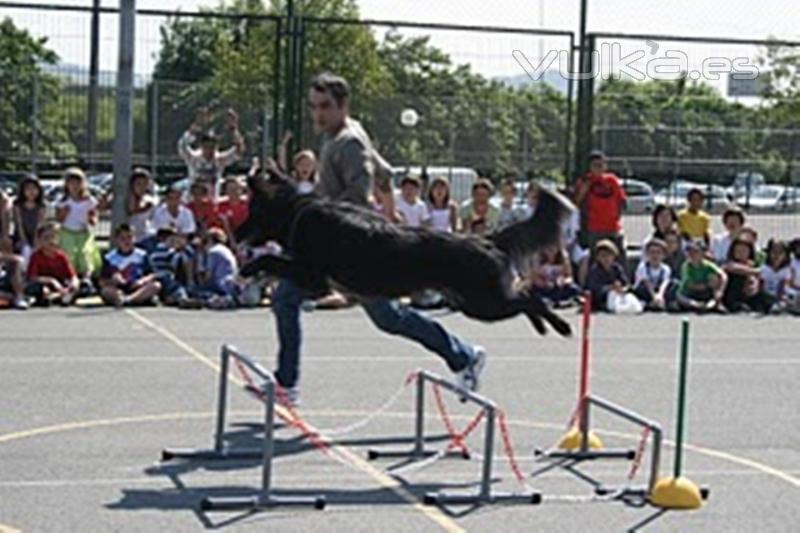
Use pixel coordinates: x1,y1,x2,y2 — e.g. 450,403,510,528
310,72,351,107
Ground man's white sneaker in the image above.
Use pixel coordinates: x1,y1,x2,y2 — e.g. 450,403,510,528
457,346,486,397
276,386,301,408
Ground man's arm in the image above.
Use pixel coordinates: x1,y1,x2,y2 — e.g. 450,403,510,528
178,130,200,164
572,176,590,206
334,139,374,205
217,108,245,167
178,108,208,163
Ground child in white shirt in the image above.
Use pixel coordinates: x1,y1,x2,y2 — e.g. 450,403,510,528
55,167,101,279
784,238,800,314
395,175,430,228
633,238,673,311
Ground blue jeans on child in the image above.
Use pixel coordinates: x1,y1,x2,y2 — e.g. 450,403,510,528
271,279,477,389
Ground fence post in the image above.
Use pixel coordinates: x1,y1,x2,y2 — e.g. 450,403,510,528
112,0,136,230
150,81,158,175
87,0,101,170
31,76,39,174
573,33,596,180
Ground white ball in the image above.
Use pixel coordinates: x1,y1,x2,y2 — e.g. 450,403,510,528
400,108,419,128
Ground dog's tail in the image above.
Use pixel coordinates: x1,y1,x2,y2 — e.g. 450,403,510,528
490,186,576,264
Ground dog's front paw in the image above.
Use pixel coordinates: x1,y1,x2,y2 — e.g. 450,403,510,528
547,313,572,337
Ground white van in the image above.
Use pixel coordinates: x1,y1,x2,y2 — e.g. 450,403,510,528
393,166,479,205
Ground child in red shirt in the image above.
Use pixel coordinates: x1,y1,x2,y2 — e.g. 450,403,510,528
217,176,249,233
26,222,79,306
187,179,224,233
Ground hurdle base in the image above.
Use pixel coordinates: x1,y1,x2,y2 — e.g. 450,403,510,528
594,484,710,504
200,494,326,512
534,448,636,461
367,448,470,461
162,447,263,462
424,490,541,506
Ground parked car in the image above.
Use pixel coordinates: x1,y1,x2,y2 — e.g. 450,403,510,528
654,181,732,212
735,185,800,212
621,178,655,213
0,176,16,197
88,173,114,194
727,172,766,200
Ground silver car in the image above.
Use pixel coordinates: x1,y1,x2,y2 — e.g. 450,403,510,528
621,178,655,213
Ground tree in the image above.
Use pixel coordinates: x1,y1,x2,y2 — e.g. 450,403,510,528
0,17,75,168
149,0,571,178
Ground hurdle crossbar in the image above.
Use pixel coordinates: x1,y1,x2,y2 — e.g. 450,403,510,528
161,345,325,512
368,369,541,506
587,395,663,497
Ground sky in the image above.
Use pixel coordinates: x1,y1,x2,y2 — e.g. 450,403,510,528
3,0,798,86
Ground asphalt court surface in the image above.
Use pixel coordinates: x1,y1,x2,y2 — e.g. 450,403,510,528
0,306,798,532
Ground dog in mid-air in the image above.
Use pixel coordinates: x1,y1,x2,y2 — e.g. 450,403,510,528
235,168,574,337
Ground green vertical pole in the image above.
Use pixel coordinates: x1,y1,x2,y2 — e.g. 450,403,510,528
674,319,691,478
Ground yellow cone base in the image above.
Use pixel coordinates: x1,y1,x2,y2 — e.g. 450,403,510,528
557,427,604,451
650,476,703,510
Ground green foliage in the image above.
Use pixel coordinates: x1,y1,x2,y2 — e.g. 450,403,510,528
0,17,75,166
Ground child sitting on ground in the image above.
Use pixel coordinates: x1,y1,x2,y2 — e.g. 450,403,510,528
722,237,774,313
711,207,745,264
151,184,197,237
529,243,581,307
759,239,792,314
99,224,161,308
585,239,640,313
677,240,727,312
195,227,239,308
0,238,28,309
786,238,800,314
55,167,101,287
126,168,157,249
737,226,767,266
663,229,686,279
278,131,317,194
395,175,430,228
25,222,79,306
11,174,46,266
632,238,673,311
148,226,200,308
426,176,459,233
217,176,249,237
187,179,223,234
677,187,712,246
497,179,525,230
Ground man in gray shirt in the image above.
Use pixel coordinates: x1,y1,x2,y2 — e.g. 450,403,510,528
271,73,485,405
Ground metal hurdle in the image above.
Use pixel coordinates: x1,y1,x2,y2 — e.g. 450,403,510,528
534,294,636,463
161,345,326,512
368,369,541,506
585,395,664,498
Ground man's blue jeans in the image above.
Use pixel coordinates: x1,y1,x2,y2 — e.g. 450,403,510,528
272,279,477,388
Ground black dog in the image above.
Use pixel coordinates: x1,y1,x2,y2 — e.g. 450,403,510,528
236,171,574,336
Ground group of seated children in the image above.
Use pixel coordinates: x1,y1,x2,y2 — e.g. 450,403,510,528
0,166,265,309
581,187,800,314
